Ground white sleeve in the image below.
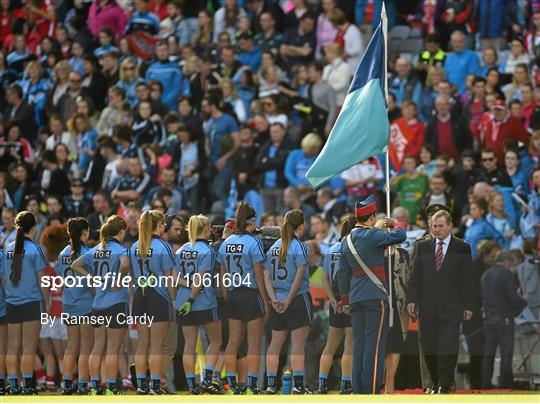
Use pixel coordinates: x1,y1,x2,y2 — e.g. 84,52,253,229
345,25,364,59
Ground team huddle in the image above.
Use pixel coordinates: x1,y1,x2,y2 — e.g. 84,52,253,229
0,200,363,396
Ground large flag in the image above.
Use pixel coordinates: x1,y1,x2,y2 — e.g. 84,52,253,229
306,21,390,188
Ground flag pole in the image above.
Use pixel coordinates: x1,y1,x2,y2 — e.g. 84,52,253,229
381,1,393,328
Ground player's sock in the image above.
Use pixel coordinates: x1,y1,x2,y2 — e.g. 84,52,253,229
91,377,100,390
293,371,304,389
318,373,328,390
8,375,19,390
105,378,117,391
136,374,147,390
204,365,214,384
266,371,277,389
341,375,352,391
150,375,160,391
63,375,73,390
226,372,237,389
247,372,258,391
185,374,196,391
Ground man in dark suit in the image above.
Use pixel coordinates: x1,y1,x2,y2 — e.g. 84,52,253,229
407,209,475,393
3,84,37,142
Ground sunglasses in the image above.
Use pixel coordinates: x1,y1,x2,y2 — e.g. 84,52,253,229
123,66,135,71
482,157,494,162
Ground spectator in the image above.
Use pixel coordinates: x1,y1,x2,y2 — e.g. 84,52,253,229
487,191,517,249
306,61,337,136
213,0,247,42
501,39,531,76
478,0,510,51
0,121,35,166
421,173,455,218
245,0,284,34
254,122,290,215
464,198,506,260
444,31,479,94
280,12,316,71
69,112,98,175
96,85,125,136
254,12,283,59
111,155,151,204
220,78,247,123
477,148,513,188
503,63,531,102
284,132,322,192
504,148,529,195
425,94,472,158
87,0,127,43
145,42,182,111
64,178,91,217
87,189,114,240
146,166,182,213
0,207,15,248
315,0,338,59
41,150,70,197
262,94,288,128
478,47,499,77
391,155,430,225
193,9,213,55
328,8,364,72
54,142,79,180
94,28,119,59
390,58,422,109
419,66,445,122
341,157,383,209
99,50,120,89
125,0,160,36
315,187,348,225
322,43,352,110
283,0,309,31
18,60,51,129
236,33,262,73
475,99,528,163
201,95,239,204
280,186,315,220
3,83,37,141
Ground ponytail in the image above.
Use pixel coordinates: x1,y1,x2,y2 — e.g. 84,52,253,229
11,211,36,285
339,213,357,240
138,210,164,258
99,215,126,250
68,217,89,261
235,201,256,234
188,214,210,247
279,209,304,265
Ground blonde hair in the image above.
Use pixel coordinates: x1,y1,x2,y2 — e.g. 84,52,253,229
138,210,164,258
324,43,343,57
119,58,138,81
279,209,304,265
54,60,73,77
99,215,126,250
219,78,239,100
188,214,210,247
301,133,323,154
25,60,43,78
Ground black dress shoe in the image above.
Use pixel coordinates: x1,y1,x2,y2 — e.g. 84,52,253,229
438,386,453,394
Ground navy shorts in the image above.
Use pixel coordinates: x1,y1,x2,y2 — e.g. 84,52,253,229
133,288,174,323
225,287,266,322
179,307,220,327
0,315,7,325
269,292,313,332
92,302,128,329
329,305,351,328
6,301,42,324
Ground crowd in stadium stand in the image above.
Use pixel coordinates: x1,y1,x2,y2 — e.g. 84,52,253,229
0,0,540,395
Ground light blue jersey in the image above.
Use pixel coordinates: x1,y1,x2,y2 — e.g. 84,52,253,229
130,236,176,301
56,244,93,316
4,238,46,305
175,240,217,311
217,233,265,290
0,248,5,317
82,239,130,310
322,241,342,298
265,238,309,301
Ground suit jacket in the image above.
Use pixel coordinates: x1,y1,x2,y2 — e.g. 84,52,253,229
407,236,475,320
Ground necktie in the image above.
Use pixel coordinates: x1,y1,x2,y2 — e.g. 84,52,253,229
435,240,444,272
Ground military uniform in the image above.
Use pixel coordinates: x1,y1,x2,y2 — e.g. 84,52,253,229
338,196,406,394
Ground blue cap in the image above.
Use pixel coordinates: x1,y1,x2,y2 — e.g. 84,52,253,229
355,195,377,217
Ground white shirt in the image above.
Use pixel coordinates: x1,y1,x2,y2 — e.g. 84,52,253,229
434,234,451,259
343,24,365,72
322,58,352,106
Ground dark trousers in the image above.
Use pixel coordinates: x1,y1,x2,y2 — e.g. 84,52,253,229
419,313,460,388
482,315,515,389
350,299,388,394
462,312,484,389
